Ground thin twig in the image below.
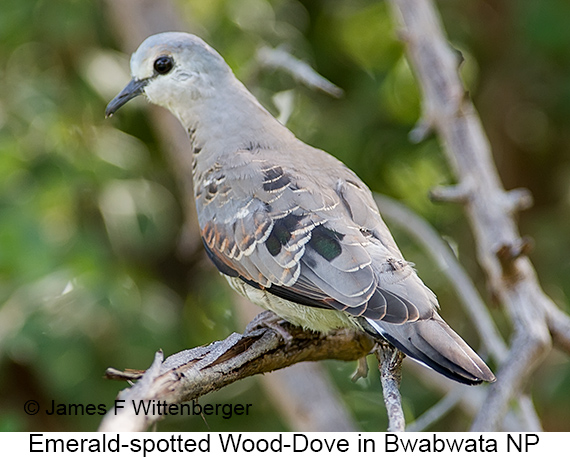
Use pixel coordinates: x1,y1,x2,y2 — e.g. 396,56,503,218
406,389,462,432
375,344,405,432
256,46,344,98
544,300,570,354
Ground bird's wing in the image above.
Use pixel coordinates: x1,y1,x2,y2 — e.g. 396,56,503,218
196,146,432,324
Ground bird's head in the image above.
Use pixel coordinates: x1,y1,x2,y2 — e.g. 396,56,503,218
105,32,230,118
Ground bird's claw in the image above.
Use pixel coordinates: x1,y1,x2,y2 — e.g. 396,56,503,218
245,311,294,343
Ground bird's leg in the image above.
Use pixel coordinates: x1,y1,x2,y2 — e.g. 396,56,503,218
245,310,294,343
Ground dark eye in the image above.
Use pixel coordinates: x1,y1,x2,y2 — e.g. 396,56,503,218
154,56,173,75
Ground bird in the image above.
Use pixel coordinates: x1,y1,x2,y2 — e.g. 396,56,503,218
106,32,495,385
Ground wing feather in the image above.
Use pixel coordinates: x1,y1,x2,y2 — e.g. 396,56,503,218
196,148,428,326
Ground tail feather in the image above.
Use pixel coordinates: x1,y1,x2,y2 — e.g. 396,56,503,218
362,314,496,385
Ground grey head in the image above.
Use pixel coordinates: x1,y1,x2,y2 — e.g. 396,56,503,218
105,32,231,118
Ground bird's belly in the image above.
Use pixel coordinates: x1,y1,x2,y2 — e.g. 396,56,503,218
225,276,360,334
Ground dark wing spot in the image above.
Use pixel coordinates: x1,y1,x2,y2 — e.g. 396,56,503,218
266,235,281,256
207,182,218,194
262,166,291,192
263,173,290,192
263,166,283,181
308,226,344,261
265,213,303,256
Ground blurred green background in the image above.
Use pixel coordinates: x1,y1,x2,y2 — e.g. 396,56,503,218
0,0,569,432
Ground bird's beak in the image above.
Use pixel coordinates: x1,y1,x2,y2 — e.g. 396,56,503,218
105,78,149,117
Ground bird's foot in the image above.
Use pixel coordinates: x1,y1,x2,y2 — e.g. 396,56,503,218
245,311,294,343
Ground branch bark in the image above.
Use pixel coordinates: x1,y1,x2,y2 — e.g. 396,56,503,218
389,0,569,431
376,344,405,432
98,317,374,432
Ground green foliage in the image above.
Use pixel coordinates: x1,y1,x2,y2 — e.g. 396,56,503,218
0,0,568,432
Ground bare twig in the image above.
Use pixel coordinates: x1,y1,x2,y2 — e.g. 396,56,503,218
405,363,533,431
544,300,570,354
256,46,344,98
406,389,462,432
375,344,405,432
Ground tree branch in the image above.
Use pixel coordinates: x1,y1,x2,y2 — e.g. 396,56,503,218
376,344,405,432
98,316,374,432
389,0,568,431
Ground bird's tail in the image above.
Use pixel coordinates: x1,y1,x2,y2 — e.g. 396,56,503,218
362,314,496,385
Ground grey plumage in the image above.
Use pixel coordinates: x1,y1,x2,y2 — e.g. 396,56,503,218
106,32,495,385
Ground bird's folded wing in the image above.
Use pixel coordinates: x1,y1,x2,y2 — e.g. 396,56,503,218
197,147,430,325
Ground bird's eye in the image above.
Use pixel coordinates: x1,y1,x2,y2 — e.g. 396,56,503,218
154,56,174,75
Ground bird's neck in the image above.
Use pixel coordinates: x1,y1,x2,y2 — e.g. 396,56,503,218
172,77,297,166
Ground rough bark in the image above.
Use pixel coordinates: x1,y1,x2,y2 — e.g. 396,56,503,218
98,320,374,432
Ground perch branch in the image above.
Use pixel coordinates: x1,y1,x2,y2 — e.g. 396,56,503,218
99,317,374,432
235,298,360,432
